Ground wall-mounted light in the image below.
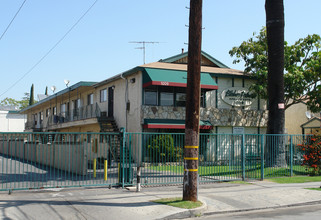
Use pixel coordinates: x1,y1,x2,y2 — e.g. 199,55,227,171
111,85,115,90
130,78,136,83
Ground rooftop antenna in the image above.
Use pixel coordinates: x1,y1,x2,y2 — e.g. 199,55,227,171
129,41,161,64
50,86,56,94
64,79,70,88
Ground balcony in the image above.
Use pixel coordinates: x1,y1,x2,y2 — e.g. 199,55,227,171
24,120,44,132
48,104,100,126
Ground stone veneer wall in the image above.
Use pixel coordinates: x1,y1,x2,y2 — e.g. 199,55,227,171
141,105,268,127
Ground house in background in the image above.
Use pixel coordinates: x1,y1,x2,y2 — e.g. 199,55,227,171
285,100,321,135
20,51,268,136
0,106,26,132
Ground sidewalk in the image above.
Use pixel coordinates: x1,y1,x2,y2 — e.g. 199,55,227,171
1,181,321,220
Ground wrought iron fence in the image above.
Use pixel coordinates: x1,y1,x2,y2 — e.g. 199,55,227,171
0,132,312,192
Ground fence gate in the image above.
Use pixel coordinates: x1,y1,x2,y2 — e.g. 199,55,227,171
0,132,133,192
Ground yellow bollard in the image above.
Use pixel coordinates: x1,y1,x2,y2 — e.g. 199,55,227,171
93,158,97,178
104,160,108,181
118,163,120,182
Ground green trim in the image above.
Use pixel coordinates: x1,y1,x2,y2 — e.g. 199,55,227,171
20,81,97,113
8,110,20,114
159,50,229,68
143,68,217,87
209,73,251,79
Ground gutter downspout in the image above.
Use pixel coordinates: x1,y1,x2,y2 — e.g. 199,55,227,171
120,73,128,132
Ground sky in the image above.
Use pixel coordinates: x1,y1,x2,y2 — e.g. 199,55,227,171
0,0,321,101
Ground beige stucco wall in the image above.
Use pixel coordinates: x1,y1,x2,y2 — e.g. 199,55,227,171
206,77,267,111
95,71,142,133
285,102,308,134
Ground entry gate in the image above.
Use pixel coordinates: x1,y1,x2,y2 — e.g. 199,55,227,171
0,132,132,191
0,132,310,191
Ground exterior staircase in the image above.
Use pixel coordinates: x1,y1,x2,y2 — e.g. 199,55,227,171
98,116,120,133
98,116,123,162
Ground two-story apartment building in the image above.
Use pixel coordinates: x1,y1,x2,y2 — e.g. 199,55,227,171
21,51,268,136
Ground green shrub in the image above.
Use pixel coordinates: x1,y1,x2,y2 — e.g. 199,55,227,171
299,135,321,175
146,134,182,162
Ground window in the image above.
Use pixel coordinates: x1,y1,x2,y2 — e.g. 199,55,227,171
60,104,66,117
100,89,107,102
144,86,157,105
39,111,43,124
74,99,81,109
143,86,207,107
52,107,57,115
200,90,206,108
87,93,93,105
34,113,37,125
176,93,186,107
46,108,50,117
160,87,174,106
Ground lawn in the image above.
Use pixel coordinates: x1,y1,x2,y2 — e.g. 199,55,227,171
268,176,321,184
153,197,203,209
145,164,311,179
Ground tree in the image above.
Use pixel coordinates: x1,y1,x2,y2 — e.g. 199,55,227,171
0,93,30,110
20,92,30,109
0,97,20,106
229,28,321,113
29,84,35,106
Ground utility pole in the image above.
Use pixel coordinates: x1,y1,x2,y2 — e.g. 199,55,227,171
129,41,160,64
183,0,202,202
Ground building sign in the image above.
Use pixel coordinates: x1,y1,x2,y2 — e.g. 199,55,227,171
233,127,244,134
221,87,255,107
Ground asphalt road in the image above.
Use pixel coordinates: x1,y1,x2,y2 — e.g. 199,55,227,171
190,203,321,220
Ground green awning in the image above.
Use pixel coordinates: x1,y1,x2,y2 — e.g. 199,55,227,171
143,68,218,90
143,119,213,130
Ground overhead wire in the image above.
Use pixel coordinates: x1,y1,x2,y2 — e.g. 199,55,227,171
0,0,98,98
0,0,27,42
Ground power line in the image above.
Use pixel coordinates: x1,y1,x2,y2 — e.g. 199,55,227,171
0,0,27,42
0,0,98,98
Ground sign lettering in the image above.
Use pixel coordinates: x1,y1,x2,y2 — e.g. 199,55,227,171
221,87,256,107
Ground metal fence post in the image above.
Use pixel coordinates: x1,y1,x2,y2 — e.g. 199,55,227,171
242,134,245,181
121,128,126,189
261,134,264,180
290,135,293,177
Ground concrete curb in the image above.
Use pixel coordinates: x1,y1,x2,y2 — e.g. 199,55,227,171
160,199,321,220
201,200,321,217
158,199,207,220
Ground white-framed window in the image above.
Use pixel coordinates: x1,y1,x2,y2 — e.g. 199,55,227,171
87,93,94,105
100,89,107,102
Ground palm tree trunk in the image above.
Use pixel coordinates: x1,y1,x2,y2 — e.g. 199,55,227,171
265,0,286,167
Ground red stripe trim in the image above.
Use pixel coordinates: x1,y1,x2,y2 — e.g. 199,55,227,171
143,124,213,130
143,81,218,90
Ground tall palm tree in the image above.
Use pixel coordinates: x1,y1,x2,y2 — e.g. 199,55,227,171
265,0,286,167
